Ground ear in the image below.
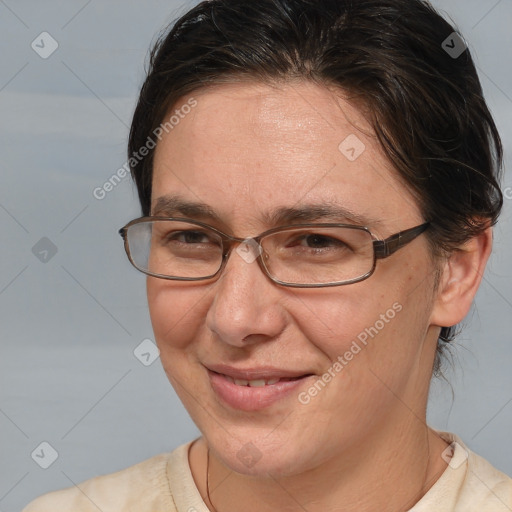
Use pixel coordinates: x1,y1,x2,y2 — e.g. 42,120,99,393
430,227,493,329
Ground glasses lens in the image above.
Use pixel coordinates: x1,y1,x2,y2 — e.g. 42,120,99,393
261,226,374,285
126,220,223,279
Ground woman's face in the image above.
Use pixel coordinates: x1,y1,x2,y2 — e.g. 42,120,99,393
148,81,440,476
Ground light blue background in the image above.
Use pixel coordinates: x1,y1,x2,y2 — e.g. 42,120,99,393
1,1,511,509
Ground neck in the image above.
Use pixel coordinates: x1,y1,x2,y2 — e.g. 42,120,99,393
192,419,449,512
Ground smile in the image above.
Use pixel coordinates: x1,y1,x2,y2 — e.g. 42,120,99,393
207,368,313,411
225,375,305,387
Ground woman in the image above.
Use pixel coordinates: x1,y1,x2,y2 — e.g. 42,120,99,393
24,0,512,510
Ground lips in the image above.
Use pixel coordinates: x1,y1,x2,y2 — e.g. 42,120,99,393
205,364,314,411
205,363,311,382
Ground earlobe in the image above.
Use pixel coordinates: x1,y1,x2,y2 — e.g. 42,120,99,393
430,227,493,329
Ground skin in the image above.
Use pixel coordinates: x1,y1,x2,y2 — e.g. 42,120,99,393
147,81,492,511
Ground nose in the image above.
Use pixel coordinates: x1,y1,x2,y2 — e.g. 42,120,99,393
205,241,287,347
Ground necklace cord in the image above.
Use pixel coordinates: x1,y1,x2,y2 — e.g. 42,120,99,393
206,447,219,512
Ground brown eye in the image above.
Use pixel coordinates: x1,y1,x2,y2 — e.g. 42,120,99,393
167,230,213,245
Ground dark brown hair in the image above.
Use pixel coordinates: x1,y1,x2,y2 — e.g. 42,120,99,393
128,0,503,375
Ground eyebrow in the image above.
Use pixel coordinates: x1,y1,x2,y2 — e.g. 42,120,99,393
152,194,378,228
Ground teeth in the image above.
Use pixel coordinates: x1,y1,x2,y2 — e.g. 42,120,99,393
231,377,281,387
248,379,266,387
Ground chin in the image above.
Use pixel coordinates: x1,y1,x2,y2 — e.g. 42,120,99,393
204,427,318,478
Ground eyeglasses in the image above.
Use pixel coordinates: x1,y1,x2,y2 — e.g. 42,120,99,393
119,217,429,288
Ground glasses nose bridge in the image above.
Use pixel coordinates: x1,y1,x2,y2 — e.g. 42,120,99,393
216,232,270,279
219,231,264,255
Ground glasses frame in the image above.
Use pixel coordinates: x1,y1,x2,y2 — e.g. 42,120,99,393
119,217,430,288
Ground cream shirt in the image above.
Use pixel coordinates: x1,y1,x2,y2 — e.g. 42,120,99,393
23,432,512,511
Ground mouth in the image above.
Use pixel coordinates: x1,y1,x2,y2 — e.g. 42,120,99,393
222,375,306,387
205,365,314,411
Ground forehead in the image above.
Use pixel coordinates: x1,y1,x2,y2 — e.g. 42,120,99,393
151,81,422,233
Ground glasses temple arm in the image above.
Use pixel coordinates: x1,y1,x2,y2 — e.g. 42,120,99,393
374,222,430,259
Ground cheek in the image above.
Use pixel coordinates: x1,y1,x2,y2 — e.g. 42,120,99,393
147,280,211,351
289,274,432,382
287,287,401,357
